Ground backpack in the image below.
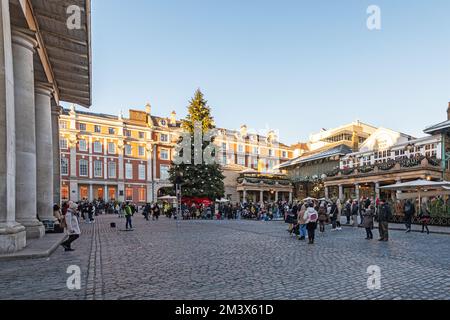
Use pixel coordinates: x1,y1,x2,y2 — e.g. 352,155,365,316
309,211,318,222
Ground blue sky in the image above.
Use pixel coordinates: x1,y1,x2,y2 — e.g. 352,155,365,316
86,0,450,144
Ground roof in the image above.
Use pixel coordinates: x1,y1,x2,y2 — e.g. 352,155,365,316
424,120,450,135
279,144,352,168
11,0,92,107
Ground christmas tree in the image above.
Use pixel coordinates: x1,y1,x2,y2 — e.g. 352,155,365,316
169,89,225,200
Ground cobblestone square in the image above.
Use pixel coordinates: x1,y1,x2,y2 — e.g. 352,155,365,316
0,215,449,300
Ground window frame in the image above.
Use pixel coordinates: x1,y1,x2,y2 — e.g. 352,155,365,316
79,159,88,177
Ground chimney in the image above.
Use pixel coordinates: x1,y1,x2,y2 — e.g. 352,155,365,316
145,103,151,115
447,102,450,120
170,111,176,125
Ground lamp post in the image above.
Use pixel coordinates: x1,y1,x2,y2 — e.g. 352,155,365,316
175,172,184,218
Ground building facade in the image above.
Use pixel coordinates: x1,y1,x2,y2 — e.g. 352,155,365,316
59,108,295,204
0,0,92,253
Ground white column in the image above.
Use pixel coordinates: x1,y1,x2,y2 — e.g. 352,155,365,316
260,190,264,204
355,184,360,200
35,83,55,222
243,189,247,203
70,182,78,202
375,182,380,200
12,29,44,239
70,138,77,177
51,105,61,205
104,184,108,202
324,186,329,199
89,184,93,202
103,157,107,179
0,1,26,252
339,185,344,201
275,191,278,202
289,191,293,203
146,144,153,202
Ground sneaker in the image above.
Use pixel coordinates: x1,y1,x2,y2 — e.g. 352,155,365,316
64,248,75,252
378,238,384,241
337,227,342,231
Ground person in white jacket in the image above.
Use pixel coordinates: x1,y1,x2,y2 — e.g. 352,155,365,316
61,201,81,252
305,203,319,244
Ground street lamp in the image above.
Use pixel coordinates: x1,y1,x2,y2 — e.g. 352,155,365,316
175,172,184,218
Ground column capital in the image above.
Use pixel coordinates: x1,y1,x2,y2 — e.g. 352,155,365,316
35,82,54,97
11,28,37,52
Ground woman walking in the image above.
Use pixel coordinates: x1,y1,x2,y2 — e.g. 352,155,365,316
297,204,307,241
305,203,319,244
61,202,81,252
318,202,328,233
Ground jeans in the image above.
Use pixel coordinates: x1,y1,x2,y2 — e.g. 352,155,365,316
299,224,307,238
306,222,317,243
62,234,79,249
365,227,373,239
126,216,133,229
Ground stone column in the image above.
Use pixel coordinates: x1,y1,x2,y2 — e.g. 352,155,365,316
260,190,264,204
51,104,61,205
395,178,402,198
275,191,278,202
35,83,55,222
324,186,329,199
12,29,44,239
355,184,360,200
243,189,247,203
89,184,93,202
0,1,26,252
375,182,380,200
289,191,293,203
339,185,344,201
104,184,108,202
146,144,153,203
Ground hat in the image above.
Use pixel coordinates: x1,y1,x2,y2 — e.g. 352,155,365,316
68,201,78,210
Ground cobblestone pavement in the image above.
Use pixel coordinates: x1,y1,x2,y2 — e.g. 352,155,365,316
0,215,449,300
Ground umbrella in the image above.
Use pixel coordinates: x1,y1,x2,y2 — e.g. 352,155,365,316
158,195,177,201
216,198,230,203
302,197,317,202
380,179,450,211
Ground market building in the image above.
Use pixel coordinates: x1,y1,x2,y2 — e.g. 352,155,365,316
0,0,92,253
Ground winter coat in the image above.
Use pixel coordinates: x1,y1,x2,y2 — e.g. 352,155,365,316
65,209,81,235
362,207,375,229
377,203,392,222
297,205,307,225
318,206,328,222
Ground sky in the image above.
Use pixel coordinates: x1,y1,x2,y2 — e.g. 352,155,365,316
85,0,450,145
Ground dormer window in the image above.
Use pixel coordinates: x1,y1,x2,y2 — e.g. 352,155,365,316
160,119,167,126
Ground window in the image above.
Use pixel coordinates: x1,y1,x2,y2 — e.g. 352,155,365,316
138,146,145,156
138,188,146,202
61,186,69,201
269,149,274,157
425,144,437,157
160,119,167,126
108,142,116,154
61,158,69,175
160,165,169,180
138,164,146,180
60,139,68,150
108,161,116,178
221,143,227,152
79,159,88,177
59,121,67,129
160,149,169,160
253,158,258,168
79,123,86,131
160,133,169,142
125,163,133,179
253,147,259,155
109,127,115,135
282,151,287,158
139,132,145,139
222,155,227,164
238,157,245,166
94,160,102,177
125,188,133,201
94,125,101,133
238,144,244,153
79,140,87,151
125,145,132,156
93,141,102,153
124,129,131,137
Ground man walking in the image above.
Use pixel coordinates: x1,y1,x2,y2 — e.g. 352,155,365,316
125,202,133,230
403,199,415,233
351,200,359,227
377,199,392,241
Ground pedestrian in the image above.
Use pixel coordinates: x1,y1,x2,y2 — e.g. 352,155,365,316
330,200,338,231
305,202,319,244
345,199,351,224
363,202,375,240
297,204,307,241
124,202,133,230
377,199,392,241
403,199,415,233
318,202,328,233
351,200,359,227
61,201,81,252
419,198,431,234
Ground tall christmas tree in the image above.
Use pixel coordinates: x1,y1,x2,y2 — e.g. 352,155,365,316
169,89,225,200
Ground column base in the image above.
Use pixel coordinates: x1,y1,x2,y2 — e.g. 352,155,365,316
0,223,27,254
17,220,45,239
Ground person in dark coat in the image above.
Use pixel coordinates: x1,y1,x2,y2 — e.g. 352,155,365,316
377,199,392,241
363,203,375,240
351,200,359,227
403,199,415,233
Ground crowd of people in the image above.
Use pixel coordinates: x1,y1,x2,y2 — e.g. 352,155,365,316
52,195,434,252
